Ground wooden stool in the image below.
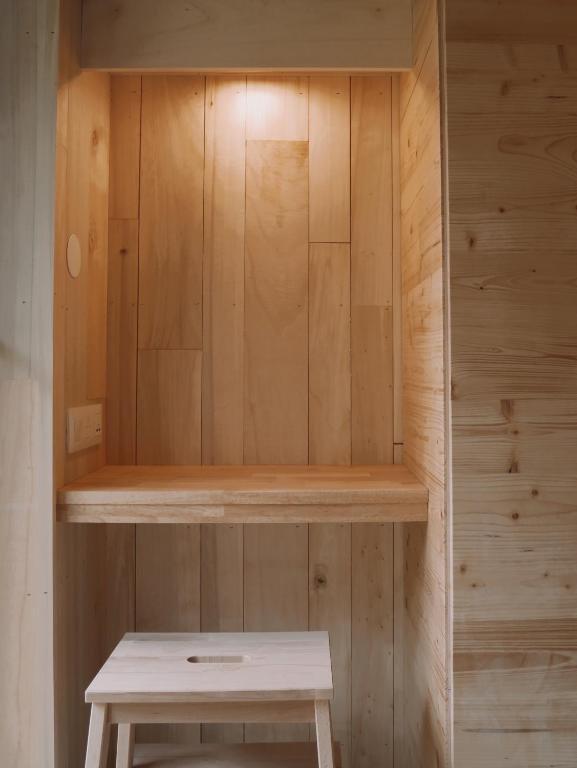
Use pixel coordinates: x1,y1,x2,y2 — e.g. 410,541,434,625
84,632,335,768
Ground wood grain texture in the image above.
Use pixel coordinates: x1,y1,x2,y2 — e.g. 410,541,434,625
446,1,577,764
244,140,309,464
202,76,246,466
137,351,202,465
80,0,412,70
107,219,138,464
351,76,393,307
309,78,350,242
399,1,448,766
0,0,59,755
351,306,394,465
247,77,308,141
244,525,309,742
309,244,351,465
101,72,411,766
139,76,204,350
109,75,141,219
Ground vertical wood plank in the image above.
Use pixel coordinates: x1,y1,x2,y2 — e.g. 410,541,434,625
246,77,308,140
309,525,351,766
309,243,351,465
244,524,309,742
351,74,395,768
309,77,350,243
139,76,204,350
201,75,246,745
351,76,393,307
109,75,141,219
137,350,202,465
106,219,138,464
391,76,403,450
65,71,110,407
244,139,309,463
352,305,394,464
352,524,394,768
202,76,246,465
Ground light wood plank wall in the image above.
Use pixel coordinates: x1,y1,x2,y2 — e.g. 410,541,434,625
107,73,402,766
0,1,58,766
53,1,135,766
398,0,449,766
446,0,577,766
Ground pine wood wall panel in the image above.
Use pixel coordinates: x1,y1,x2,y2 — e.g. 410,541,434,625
0,4,58,764
107,219,138,465
446,1,577,764
109,76,141,220
108,73,402,764
137,350,202,465
349,77,395,768
202,77,246,466
80,0,413,71
351,76,394,308
309,244,352,465
309,78,351,243
139,76,204,351
399,1,448,767
244,139,309,463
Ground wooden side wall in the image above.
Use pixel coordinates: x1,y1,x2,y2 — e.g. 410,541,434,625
107,74,402,766
53,1,134,765
399,0,449,765
445,1,577,765
0,1,58,765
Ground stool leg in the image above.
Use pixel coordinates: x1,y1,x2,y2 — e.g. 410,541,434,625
116,723,135,767
85,703,110,768
314,700,335,768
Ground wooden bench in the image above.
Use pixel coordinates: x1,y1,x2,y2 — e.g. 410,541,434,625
84,632,336,768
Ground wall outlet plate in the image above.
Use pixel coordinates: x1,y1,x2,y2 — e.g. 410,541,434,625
67,404,103,454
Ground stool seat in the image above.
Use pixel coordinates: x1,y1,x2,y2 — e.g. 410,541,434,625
86,631,333,703
84,631,336,768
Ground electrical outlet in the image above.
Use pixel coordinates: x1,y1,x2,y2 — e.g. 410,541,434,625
67,404,103,454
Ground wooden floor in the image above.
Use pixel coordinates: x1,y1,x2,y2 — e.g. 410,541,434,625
133,742,341,768
56,464,428,523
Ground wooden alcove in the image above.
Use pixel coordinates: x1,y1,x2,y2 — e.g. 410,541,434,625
52,1,448,767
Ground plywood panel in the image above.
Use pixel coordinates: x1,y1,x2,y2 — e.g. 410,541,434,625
351,76,393,307
447,0,577,765
81,0,413,70
247,77,308,141
109,75,141,219
139,76,204,350
309,244,351,465
107,219,138,464
202,76,246,465
244,140,309,464
309,78,350,243
137,350,202,465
